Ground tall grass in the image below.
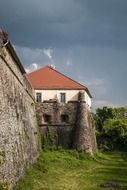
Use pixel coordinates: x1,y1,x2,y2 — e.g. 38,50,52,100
14,149,127,190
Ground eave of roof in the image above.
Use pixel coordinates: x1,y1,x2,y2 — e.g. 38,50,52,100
27,66,92,98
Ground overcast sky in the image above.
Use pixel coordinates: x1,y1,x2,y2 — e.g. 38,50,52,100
1,0,127,109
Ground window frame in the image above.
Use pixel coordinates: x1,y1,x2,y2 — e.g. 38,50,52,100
60,93,66,103
36,92,42,102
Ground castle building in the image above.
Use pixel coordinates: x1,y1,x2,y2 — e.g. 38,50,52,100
27,65,92,106
27,65,97,154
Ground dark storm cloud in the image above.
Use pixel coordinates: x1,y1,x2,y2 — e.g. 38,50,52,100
1,0,127,48
0,0,82,47
1,0,127,109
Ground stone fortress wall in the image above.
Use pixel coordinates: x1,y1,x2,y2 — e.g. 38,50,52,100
0,30,97,189
0,31,39,189
36,101,78,148
37,92,97,155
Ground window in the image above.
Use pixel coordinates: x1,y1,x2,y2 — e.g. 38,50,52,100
61,115,69,123
43,114,51,124
60,93,66,103
36,93,42,102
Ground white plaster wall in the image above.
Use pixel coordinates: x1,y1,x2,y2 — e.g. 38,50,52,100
85,91,92,107
35,89,91,107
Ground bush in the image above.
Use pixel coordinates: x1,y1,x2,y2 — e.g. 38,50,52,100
103,118,127,150
95,106,127,151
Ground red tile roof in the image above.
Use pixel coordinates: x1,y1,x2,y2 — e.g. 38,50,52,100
27,65,92,97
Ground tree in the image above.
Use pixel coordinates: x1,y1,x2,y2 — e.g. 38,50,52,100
94,106,127,151
104,118,127,150
95,107,115,133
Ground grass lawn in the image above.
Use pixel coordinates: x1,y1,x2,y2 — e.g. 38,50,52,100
14,149,127,190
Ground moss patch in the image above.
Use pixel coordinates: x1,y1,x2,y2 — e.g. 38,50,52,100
0,181,9,190
0,149,6,165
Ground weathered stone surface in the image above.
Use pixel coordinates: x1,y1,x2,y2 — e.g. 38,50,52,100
73,92,97,154
36,101,78,125
41,125,73,149
0,29,8,48
0,44,38,189
36,94,97,154
36,101,77,148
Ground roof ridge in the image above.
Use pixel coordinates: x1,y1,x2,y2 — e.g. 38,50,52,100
26,65,49,76
48,65,86,89
27,65,92,97
50,67,92,97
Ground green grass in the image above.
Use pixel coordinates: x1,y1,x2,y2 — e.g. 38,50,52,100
14,149,127,190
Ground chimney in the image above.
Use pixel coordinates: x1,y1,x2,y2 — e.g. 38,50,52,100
50,64,56,69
